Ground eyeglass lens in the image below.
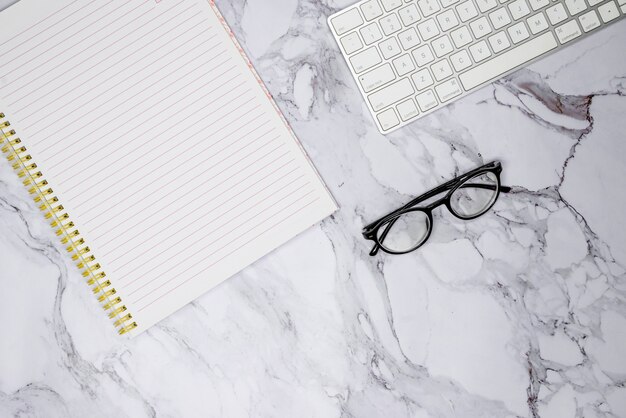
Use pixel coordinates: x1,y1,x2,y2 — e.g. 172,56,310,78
449,171,499,219
376,210,431,253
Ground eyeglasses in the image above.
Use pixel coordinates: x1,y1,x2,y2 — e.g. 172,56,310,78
362,161,511,256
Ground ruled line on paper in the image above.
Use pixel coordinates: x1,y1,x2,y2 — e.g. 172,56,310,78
4,1,191,104
110,156,299,271
122,172,308,293
72,99,268,212
44,65,242,180
94,131,283,250
3,0,162,98
135,196,321,311
44,57,237,179
64,81,252,207
65,96,256,218
85,114,273,237
100,132,288,261
19,26,214,128
27,17,207,151
0,0,82,54
28,42,221,142
129,186,315,302
97,121,278,256
27,42,218,139
1,0,118,73
15,13,210,118
82,109,270,236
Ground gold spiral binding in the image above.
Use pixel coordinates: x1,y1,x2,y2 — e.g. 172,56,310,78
0,112,137,335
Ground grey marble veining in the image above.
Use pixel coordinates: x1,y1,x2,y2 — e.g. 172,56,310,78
1,0,625,417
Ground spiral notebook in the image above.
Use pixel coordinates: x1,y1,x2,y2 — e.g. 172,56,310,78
0,0,336,336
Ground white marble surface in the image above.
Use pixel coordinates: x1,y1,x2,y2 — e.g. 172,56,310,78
1,0,626,416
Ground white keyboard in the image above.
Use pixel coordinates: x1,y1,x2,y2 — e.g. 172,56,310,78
328,0,625,133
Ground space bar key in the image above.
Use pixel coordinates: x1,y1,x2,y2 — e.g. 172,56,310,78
459,32,558,91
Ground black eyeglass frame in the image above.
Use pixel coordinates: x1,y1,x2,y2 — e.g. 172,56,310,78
362,161,511,256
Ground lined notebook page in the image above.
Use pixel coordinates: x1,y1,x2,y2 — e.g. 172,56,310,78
0,0,336,334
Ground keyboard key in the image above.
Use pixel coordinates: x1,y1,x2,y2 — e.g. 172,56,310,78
415,90,439,112
368,78,415,111
360,22,384,45
340,32,364,54
417,18,441,40
350,47,383,73
459,32,557,90
527,12,549,34
469,40,492,62
437,9,460,30
392,54,416,75
470,16,493,38
587,0,603,6
397,99,420,121
489,7,512,29
432,35,454,57
451,26,473,47
450,50,473,71
488,30,511,52
476,0,499,12
331,8,364,35
565,0,587,15
508,0,531,19
398,4,422,25
377,108,400,130
418,0,442,16
441,0,460,7
598,1,620,22
381,0,403,11
431,59,453,81
457,0,479,20
579,10,601,32
555,20,582,43
398,27,421,50
508,21,530,43
359,63,396,92
412,44,436,66
411,68,435,89
361,0,384,21
546,4,568,24
380,13,403,35
435,78,463,102
528,0,549,10
379,37,402,58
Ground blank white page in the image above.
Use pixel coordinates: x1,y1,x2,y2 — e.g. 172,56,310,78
0,0,336,335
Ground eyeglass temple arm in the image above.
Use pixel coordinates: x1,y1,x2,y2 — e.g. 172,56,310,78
458,183,512,193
